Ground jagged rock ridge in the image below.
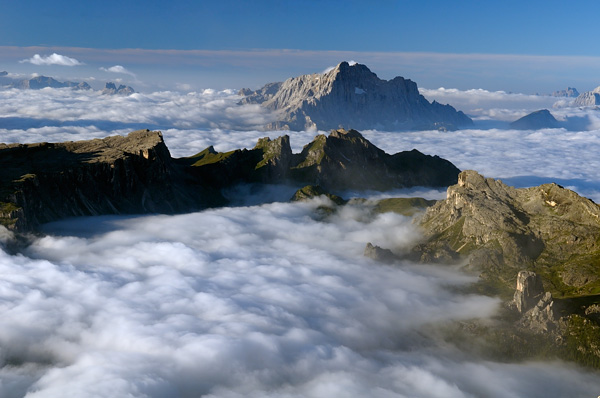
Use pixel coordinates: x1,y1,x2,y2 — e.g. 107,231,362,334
510,109,560,130
573,86,600,106
102,82,135,96
0,129,460,233
239,61,473,131
185,128,461,192
9,75,91,90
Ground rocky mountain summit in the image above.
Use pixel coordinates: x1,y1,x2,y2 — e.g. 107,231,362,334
102,82,135,96
0,129,459,233
239,61,473,131
510,109,560,130
573,86,600,106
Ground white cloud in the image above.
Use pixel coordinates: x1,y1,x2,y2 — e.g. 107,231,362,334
0,87,278,136
0,200,597,397
1,86,600,396
100,65,136,77
19,53,83,66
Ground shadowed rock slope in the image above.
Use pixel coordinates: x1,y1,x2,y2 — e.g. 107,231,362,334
240,61,473,131
510,109,560,130
0,129,460,233
184,128,460,192
0,130,223,232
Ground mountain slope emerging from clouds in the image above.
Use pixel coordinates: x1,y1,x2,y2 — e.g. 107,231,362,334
239,61,473,131
0,129,459,233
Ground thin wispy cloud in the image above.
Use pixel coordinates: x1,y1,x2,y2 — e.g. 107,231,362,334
100,65,136,77
0,84,600,396
19,53,84,66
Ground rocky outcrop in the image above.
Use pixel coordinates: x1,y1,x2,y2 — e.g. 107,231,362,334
551,87,579,97
573,86,600,106
510,109,560,130
0,130,222,232
10,76,91,90
414,170,600,297
514,270,545,313
239,61,473,131
364,242,398,263
290,185,346,205
102,82,135,95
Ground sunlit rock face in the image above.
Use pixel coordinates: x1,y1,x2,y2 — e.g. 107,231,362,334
573,86,600,106
415,170,600,296
239,61,473,131
514,270,545,313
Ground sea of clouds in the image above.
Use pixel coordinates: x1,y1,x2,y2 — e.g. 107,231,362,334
1,86,600,397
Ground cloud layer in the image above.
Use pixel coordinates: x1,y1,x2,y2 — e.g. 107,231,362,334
1,200,599,397
19,53,83,67
1,85,600,396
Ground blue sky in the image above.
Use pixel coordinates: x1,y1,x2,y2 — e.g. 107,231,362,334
1,0,600,92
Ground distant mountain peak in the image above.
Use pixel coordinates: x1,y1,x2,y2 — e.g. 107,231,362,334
510,109,559,130
102,82,135,96
239,62,472,131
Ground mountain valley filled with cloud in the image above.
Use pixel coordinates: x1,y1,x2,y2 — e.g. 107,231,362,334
3,2,600,396
1,71,600,397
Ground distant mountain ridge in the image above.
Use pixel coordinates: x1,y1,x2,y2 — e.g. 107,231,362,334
9,75,91,90
239,61,473,131
1,72,135,95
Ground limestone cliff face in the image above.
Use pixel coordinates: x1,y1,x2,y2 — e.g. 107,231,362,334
573,86,600,106
0,130,219,232
415,170,600,296
240,61,473,131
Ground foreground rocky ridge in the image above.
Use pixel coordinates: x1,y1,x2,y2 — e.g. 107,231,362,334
0,129,459,233
408,170,600,367
350,170,600,367
414,170,600,297
240,61,473,131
